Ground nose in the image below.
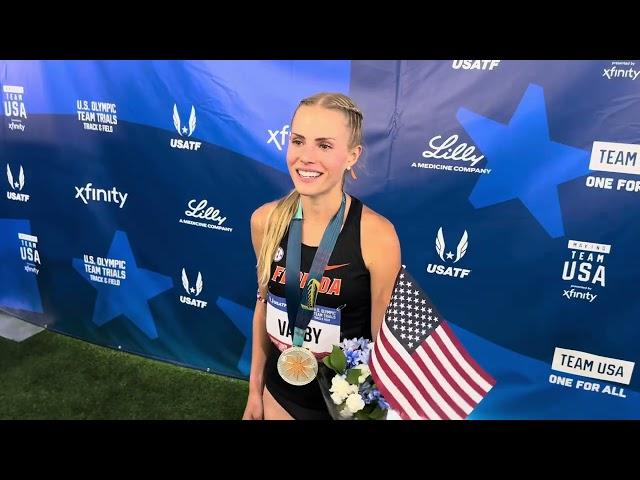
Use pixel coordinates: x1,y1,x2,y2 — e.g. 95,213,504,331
295,146,315,165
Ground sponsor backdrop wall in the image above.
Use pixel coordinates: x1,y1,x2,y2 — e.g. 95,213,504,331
1,60,638,418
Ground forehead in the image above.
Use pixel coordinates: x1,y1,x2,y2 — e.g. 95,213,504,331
291,105,349,139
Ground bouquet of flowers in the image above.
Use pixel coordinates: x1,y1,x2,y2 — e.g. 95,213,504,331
317,337,389,420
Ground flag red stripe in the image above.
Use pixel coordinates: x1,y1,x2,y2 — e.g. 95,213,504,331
371,338,430,420
369,360,411,420
422,337,477,411
440,321,496,386
380,326,448,420
431,325,487,398
411,345,468,419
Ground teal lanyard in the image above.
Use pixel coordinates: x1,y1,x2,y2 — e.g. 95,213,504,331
284,193,346,347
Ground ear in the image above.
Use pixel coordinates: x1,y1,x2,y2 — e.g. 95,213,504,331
348,145,363,168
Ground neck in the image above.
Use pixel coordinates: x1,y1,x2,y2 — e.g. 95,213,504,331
300,189,347,224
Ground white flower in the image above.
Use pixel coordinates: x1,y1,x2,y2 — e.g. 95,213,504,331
353,364,370,384
330,392,345,405
345,393,365,414
329,374,358,404
338,406,354,418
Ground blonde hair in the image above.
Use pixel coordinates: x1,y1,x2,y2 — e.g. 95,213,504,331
297,92,363,149
256,92,364,288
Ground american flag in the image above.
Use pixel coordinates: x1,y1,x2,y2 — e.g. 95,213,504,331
370,266,495,420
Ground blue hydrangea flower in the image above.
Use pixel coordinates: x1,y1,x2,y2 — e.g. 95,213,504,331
341,338,360,352
334,336,388,414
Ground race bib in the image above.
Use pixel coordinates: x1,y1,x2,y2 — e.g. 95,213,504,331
266,292,341,358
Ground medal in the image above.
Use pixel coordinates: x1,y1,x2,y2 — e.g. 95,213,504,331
279,193,346,385
277,346,318,386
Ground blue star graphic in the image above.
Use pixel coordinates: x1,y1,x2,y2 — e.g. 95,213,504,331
216,296,252,376
72,231,173,339
457,84,590,238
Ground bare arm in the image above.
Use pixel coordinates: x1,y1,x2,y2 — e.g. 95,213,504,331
362,210,402,340
243,202,276,419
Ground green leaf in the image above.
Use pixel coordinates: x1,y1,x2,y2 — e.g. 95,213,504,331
322,355,333,371
368,405,386,420
354,410,370,420
327,345,346,374
361,403,376,414
346,368,361,385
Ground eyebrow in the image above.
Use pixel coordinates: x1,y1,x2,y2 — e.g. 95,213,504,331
291,133,336,141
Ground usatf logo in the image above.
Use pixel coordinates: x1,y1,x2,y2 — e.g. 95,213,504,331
413,134,490,174
3,85,27,132
426,227,471,279
179,268,207,309
170,104,202,151
602,61,639,81
267,124,290,151
74,183,128,209
561,239,610,303
6,164,29,202
274,246,284,262
451,60,501,71
76,100,118,133
178,199,233,233
18,232,40,275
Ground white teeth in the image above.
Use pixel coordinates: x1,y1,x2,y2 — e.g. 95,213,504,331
298,170,321,178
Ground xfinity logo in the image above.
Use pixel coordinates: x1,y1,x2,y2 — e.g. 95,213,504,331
563,288,597,303
268,124,290,151
602,66,639,80
74,183,128,208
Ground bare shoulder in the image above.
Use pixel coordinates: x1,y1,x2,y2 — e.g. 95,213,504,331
361,204,399,241
360,205,401,268
250,200,279,257
250,200,279,233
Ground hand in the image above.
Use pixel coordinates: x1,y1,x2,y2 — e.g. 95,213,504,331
242,390,264,420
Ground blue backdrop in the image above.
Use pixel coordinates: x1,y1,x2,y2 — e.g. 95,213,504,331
1,59,638,418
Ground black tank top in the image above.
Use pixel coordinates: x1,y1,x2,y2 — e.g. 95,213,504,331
264,195,371,414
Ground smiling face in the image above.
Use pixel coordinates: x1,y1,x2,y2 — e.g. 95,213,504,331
286,105,361,198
